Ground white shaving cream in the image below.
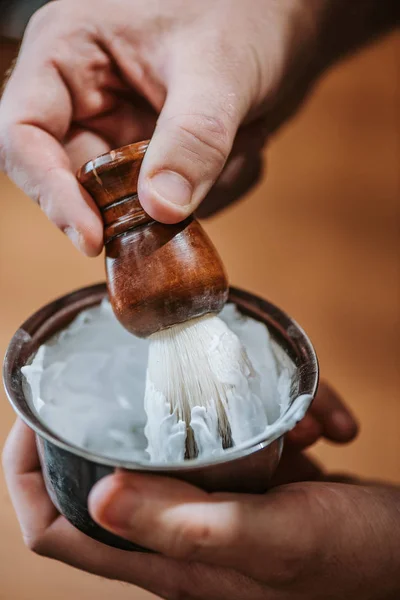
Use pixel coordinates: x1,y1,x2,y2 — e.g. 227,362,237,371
21,300,311,464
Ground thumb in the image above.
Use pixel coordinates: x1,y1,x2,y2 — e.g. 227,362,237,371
138,72,246,223
89,471,316,582
89,472,257,567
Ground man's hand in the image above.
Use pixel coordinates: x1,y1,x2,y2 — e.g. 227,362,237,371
0,0,329,254
5,385,399,600
0,1,396,254
88,473,400,600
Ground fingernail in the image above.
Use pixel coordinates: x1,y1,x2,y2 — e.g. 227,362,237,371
92,485,139,530
64,226,83,252
149,170,192,206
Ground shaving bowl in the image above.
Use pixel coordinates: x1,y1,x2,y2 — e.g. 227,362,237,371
3,283,318,551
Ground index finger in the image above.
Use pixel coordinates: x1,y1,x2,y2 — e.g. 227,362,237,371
0,16,102,255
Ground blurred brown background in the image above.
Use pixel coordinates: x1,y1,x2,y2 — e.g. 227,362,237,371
0,31,399,600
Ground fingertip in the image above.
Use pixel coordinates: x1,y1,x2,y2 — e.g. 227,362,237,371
51,182,103,256
328,411,359,443
79,224,104,257
286,413,323,448
88,473,124,525
311,381,360,444
81,239,103,258
63,220,103,257
73,185,104,256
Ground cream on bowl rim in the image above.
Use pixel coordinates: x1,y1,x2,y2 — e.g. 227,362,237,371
3,283,319,471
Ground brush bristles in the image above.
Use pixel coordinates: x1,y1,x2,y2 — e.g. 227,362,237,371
144,314,255,460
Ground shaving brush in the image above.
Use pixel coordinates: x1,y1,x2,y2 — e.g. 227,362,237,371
77,141,255,460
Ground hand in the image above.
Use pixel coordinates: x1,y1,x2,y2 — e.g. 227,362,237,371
89,474,400,600
0,0,336,254
6,385,396,600
0,1,395,254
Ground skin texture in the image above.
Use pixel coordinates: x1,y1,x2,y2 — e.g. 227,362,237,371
1,1,399,598
1,0,395,252
0,0,343,254
5,383,400,600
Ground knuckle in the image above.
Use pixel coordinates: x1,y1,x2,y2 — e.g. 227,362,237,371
172,113,233,172
23,533,50,556
267,487,321,586
25,1,82,41
25,3,59,35
168,518,214,561
22,533,40,553
269,547,312,587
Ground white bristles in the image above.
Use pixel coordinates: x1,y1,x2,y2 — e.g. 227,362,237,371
144,314,258,460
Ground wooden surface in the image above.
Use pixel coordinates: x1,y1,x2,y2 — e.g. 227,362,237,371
0,32,399,600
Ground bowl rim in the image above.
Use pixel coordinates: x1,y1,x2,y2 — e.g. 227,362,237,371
3,283,319,471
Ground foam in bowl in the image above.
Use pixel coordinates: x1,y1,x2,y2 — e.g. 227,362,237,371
21,300,311,464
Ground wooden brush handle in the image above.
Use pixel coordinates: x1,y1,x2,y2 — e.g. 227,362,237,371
77,141,228,337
